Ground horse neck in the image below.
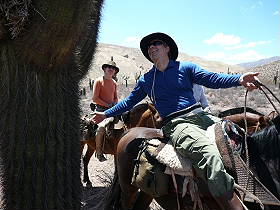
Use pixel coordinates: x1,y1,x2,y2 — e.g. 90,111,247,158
136,110,158,128
124,103,160,129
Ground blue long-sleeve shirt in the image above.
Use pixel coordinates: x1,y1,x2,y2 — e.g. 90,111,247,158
105,60,241,118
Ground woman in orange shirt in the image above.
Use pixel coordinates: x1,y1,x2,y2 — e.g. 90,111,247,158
92,60,119,161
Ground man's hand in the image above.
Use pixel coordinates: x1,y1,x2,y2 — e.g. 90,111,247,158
91,111,106,124
239,72,260,91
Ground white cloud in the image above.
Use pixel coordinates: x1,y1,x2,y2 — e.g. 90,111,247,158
225,40,271,50
228,50,266,62
203,50,267,64
273,11,279,15
204,33,241,46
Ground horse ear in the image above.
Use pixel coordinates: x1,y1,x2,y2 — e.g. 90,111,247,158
122,111,130,124
148,103,157,115
272,115,280,127
267,111,276,120
258,116,266,125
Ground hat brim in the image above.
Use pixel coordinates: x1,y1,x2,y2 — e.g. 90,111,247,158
140,32,178,63
102,64,119,73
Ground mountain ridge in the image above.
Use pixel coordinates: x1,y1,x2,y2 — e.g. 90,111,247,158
238,56,280,69
82,43,246,86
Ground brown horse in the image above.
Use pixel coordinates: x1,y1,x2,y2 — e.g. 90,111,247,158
81,105,273,186
80,102,160,186
105,127,229,210
222,112,274,135
104,112,280,210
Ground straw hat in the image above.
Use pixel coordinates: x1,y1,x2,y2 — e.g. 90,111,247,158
102,60,119,73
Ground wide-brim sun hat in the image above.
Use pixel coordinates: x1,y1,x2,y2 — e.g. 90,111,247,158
140,32,178,63
102,60,119,73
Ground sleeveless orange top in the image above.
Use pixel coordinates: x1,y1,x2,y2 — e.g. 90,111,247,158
92,77,118,108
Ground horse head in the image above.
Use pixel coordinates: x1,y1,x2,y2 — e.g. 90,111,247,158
223,111,275,135
120,103,160,129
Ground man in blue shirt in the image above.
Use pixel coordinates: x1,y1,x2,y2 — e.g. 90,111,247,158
92,32,259,210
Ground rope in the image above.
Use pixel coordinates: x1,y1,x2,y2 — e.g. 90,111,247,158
243,90,250,202
171,170,181,210
147,102,157,128
150,111,157,128
253,81,280,114
234,183,264,210
120,115,128,131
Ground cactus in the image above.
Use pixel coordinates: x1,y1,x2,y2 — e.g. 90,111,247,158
0,0,104,209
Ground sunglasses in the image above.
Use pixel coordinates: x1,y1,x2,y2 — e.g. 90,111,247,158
148,40,165,48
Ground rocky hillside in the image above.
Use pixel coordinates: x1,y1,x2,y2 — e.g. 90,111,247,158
238,56,280,69
248,60,280,84
81,43,246,86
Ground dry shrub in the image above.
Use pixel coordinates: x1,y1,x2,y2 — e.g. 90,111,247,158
205,84,280,114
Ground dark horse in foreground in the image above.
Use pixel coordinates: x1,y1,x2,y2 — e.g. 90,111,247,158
104,113,280,210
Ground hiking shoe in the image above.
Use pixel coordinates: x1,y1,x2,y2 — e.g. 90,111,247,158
97,154,107,162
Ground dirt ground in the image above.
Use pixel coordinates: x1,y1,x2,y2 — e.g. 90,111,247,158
81,152,115,210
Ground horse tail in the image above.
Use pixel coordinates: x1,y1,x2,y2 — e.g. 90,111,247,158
104,167,121,210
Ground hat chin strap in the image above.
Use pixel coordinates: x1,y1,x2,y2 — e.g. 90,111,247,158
153,59,159,68
153,57,169,72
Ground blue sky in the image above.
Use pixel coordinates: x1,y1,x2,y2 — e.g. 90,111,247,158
98,0,279,64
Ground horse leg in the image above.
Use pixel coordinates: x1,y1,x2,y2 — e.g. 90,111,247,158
103,169,122,210
104,149,144,210
82,145,95,186
117,156,138,210
117,137,143,210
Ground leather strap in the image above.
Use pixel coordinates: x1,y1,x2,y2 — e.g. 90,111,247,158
162,104,202,126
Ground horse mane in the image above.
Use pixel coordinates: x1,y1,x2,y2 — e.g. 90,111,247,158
218,107,264,118
272,115,280,131
121,103,149,123
119,129,131,139
250,121,279,157
247,115,280,199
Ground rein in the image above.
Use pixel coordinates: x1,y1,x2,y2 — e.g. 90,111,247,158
243,90,250,200
150,112,157,128
254,81,280,115
242,81,280,201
